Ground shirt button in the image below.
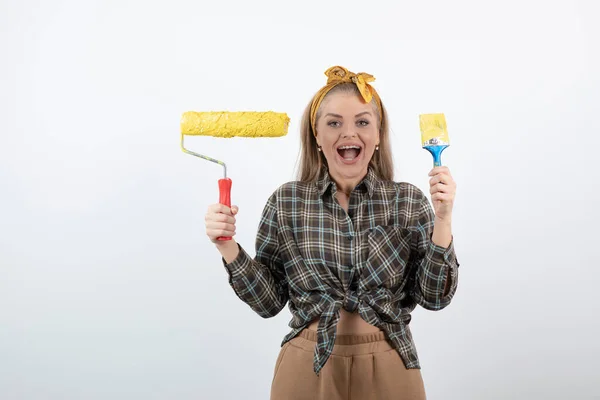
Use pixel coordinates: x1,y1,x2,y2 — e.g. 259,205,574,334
347,234,353,241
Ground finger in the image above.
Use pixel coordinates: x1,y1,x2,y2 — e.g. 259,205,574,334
430,182,452,194
430,173,455,186
206,204,236,222
231,205,239,215
430,175,445,185
206,212,236,225
207,221,236,233
428,166,450,176
217,213,236,224
207,229,236,240
430,173,451,186
431,192,445,202
432,192,453,202
208,203,234,215
429,168,452,180
212,228,236,236
207,224,236,237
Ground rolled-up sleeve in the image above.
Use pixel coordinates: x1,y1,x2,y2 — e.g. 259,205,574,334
410,193,459,311
222,193,288,318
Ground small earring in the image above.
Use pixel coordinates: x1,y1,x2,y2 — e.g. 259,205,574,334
375,145,379,151
317,146,322,152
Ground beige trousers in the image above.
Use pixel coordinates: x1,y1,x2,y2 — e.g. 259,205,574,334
270,329,426,400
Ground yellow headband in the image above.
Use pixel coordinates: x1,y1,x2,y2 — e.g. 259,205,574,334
310,66,382,136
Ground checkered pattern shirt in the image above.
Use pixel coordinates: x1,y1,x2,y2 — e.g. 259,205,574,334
222,167,459,376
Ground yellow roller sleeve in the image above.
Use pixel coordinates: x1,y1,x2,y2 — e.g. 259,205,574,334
180,111,290,138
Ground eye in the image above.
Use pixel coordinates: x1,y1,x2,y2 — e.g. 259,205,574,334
357,119,370,127
327,120,341,127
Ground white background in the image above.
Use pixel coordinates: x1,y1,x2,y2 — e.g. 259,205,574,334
1,0,599,399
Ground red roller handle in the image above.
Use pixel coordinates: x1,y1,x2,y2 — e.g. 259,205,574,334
217,178,232,241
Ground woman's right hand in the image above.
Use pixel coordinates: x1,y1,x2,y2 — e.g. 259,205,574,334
205,203,238,244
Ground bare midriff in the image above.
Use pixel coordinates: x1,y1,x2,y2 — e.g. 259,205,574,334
307,308,382,334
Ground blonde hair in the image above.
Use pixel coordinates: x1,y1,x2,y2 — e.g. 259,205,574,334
297,83,394,182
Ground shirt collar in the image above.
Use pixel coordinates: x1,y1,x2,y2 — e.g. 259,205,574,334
316,167,379,198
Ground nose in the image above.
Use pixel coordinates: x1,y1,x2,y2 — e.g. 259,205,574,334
341,126,356,138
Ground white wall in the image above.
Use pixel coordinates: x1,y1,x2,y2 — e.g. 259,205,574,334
1,0,598,399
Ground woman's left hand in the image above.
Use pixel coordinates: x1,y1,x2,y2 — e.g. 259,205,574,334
428,166,456,222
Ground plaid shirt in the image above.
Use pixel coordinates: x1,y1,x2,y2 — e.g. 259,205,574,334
222,167,459,376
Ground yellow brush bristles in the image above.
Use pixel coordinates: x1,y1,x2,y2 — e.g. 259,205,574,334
180,111,290,138
419,113,449,146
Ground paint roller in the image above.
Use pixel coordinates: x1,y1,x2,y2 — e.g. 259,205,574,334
180,111,290,240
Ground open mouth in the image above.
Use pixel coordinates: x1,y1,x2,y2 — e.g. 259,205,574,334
336,145,362,162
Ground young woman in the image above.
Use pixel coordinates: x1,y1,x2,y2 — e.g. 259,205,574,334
205,66,459,400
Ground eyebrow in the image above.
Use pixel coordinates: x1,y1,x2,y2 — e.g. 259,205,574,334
324,111,373,118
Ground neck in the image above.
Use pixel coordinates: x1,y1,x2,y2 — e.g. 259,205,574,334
329,168,368,197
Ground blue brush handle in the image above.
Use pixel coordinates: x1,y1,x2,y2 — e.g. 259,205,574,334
424,145,449,167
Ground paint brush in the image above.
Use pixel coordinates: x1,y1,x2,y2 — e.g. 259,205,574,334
420,113,450,167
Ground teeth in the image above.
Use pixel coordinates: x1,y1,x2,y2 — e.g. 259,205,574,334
338,145,361,150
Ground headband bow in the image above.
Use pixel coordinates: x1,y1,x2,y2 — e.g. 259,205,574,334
325,66,376,103
310,65,382,135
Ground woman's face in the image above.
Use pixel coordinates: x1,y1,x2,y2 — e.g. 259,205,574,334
315,92,380,186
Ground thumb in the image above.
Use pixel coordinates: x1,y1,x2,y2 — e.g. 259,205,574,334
231,205,239,215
